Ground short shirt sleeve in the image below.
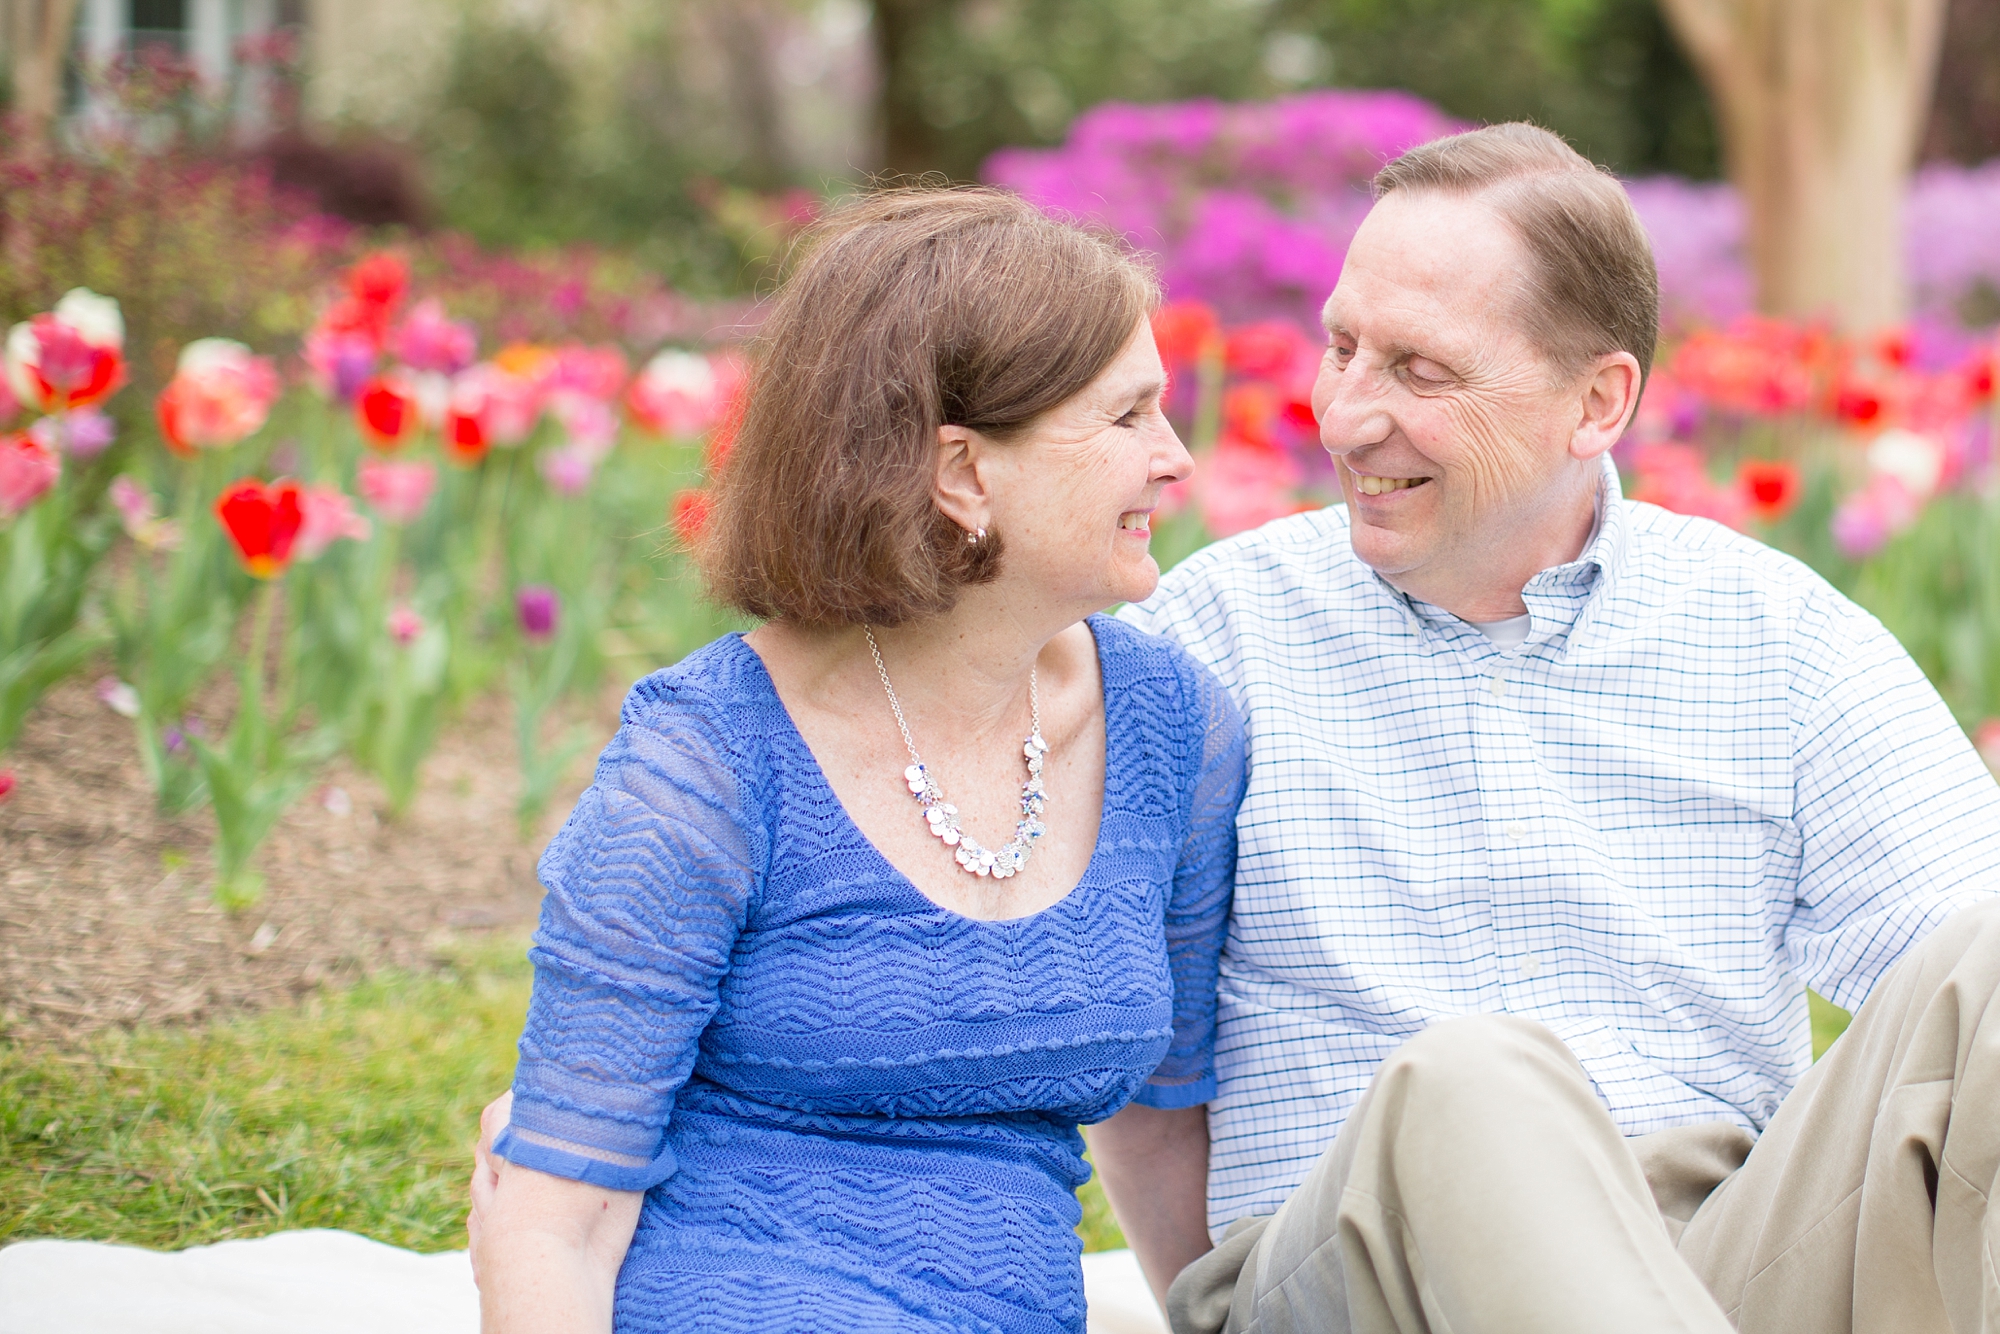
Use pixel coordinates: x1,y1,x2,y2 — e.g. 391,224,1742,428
1131,641,1246,1109
494,674,767,1192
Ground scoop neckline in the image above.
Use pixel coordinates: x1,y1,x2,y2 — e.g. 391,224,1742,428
726,619,1116,927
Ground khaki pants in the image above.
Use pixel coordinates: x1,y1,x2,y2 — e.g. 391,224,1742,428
1168,900,2000,1334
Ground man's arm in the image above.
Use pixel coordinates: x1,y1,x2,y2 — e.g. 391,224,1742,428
1088,1102,1213,1310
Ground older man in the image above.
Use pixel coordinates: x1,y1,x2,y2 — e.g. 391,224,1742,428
1096,124,2000,1333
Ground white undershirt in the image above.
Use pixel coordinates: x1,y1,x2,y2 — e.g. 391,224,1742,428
1465,613,1533,648
1459,490,1606,652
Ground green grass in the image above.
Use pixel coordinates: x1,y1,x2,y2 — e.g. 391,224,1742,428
0,950,1856,1257
0,937,533,1251
0,938,1129,1254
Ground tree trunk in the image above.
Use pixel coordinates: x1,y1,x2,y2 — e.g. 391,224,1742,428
709,0,793,191
5,0,83,156
871,0,957,180
1659,0,1949,330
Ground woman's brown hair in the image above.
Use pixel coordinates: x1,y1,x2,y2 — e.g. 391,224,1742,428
698,187,1159,627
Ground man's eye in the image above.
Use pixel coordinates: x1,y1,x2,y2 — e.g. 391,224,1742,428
1406,357,1451,384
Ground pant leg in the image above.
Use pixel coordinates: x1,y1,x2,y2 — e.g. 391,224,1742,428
1167,1014,1735,1334
1677,899,2000,1334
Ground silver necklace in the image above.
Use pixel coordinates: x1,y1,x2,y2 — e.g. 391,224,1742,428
864,627,1049,879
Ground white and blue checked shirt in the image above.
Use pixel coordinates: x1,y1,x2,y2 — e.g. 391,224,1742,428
1122,462,2000,1237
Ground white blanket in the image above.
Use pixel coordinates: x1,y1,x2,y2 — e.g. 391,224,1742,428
0,1230,1167,1334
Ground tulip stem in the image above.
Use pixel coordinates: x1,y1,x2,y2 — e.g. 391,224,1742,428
245,579,279,733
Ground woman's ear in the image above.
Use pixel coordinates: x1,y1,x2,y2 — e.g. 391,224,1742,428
933,424,990,536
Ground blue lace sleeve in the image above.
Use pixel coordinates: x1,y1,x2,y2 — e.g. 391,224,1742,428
495,675,766,1192
1131,645,1245,1109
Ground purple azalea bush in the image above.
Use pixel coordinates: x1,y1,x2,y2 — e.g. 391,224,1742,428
990,90,2000,338
984,91,1466,330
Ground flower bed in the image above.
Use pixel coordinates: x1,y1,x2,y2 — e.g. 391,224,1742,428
1,253,742,905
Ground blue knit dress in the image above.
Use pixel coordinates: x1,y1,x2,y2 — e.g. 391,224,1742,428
494,616,1245,1333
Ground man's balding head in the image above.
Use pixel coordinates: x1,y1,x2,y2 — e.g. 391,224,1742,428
1373,123,1659,388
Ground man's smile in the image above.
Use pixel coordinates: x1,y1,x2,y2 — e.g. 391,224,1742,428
1350,473,1433,496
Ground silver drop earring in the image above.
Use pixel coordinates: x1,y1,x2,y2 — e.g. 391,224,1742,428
967,526,986,545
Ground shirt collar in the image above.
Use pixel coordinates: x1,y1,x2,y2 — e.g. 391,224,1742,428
1366,455,1629,646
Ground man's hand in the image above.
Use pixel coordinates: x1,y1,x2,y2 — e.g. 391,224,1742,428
467,1089,513,1284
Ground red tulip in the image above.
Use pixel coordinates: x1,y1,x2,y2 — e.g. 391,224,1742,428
357,374,421,451
0,769,14,803
1151,301,1221,367
443,406,487,464
346,251,410,314
215,478,305,579
671,488,712,545
1736,459,1801,523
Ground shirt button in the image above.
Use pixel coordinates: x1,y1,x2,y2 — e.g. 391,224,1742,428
1505,823,1528,840
1518,953,1543,978
1489,675,1506,697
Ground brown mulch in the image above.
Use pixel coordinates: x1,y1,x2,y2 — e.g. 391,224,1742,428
0,672,622,1048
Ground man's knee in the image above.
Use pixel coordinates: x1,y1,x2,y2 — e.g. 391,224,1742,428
1907,897,2000,978
1380,1014,1578,1096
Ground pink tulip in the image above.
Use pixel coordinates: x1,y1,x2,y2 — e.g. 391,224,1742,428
547,343,629,402
1975,720,2000,775
536,442,597,495
30,406,117,459
627,349,735,438
387,604,425,645
1830,473,1922,560
295,484,374,559
390,299,477,376
156,339,282,453
303,326,378,402
109,475,182,550
4,289,126,414
357,456,437,525
0,432,60,517
551,393,619,458
1199,438,1303,537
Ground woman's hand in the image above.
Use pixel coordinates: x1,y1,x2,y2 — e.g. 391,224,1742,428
468,1089,644,1334
1087,1102,1213,1311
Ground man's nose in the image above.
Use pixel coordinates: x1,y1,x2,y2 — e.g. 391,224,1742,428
1314,362,1393,459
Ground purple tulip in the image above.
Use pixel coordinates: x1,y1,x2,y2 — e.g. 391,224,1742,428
516,584,559,641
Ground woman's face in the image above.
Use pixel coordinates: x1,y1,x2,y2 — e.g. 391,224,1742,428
977,318,1194,613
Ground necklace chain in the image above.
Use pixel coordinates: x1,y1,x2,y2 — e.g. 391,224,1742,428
864,626,1049,880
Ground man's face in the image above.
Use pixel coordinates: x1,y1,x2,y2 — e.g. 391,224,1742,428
1311,191,1593,595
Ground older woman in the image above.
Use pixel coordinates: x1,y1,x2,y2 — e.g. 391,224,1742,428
469,187,1244,1333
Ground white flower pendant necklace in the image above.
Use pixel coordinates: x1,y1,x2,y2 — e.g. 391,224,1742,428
864,626,1049,879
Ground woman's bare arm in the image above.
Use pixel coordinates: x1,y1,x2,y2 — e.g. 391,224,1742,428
469,1092,643,1334
1087,1102,1212,1310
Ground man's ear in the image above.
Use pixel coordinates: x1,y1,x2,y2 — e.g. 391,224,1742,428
1570,352,1643,463
934,424,990,536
